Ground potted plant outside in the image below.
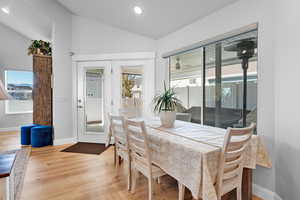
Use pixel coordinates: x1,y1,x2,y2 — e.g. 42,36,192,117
153,82,181,128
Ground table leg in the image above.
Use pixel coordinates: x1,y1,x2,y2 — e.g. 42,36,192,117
242,168,252,200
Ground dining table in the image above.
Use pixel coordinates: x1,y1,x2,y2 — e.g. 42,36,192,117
106,118,272,200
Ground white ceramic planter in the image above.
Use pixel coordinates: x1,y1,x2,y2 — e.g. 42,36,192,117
160,111,176,128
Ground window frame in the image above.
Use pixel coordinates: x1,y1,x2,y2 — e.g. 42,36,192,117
4,69,33,115
168,29,258,129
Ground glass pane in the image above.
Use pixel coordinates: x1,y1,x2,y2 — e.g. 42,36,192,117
5,70,33,113
170,49,203,123
121,66,143,117
85,69,104,132
204,30,257,129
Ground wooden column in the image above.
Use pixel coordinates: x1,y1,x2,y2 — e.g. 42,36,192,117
33,55,53,126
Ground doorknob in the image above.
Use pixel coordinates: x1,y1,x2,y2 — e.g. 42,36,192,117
77,105,83,109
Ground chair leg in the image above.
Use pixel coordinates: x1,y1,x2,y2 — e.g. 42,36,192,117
178,182,185,200
127,161,131,191
113,145,117,166
157,177,161,184
237,186,242,200
116,156,120,170
131,169,138,194
148,178,154,200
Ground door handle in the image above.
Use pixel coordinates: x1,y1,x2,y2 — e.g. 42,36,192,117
77,105,83,109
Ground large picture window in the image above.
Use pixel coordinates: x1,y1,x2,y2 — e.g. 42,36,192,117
169,30,257,130
5,70,33,114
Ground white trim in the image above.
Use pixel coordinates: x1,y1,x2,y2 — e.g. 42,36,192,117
162,23,258,58
72,60,78,147
72,52,156,62
72,52,156,143
53,137,77,146
274,193,283,200
253,184,282,200
0,127,19,132
5,111,33,115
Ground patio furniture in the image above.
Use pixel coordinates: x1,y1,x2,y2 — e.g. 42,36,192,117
176,113,192,122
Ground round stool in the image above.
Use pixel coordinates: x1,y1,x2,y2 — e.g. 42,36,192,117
31,126,53,148
20,124,39,145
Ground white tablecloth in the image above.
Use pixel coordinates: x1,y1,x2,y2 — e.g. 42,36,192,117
107,118,272,199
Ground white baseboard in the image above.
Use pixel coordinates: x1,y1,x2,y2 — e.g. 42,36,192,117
0,127,19,132
273,193,282,200
53,137,77,146
253,184,282,200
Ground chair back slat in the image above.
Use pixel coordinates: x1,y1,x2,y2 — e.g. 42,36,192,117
216,123,255,198
109,114,127,151
223,167,240,180
125,119,152,176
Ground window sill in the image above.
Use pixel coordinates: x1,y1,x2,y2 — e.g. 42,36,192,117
5,111,33,115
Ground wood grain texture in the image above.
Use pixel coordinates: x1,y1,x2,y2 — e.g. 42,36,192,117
33,55,53,126
0,132,263,200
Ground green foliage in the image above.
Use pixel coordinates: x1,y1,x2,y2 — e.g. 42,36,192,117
122,74,135,98
28,40,52,56
153,82,182,113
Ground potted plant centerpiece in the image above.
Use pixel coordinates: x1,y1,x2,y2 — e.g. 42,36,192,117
153,82,181,128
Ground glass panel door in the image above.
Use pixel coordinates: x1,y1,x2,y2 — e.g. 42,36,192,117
204,31,257,128
77,61,111,143
121,66,143,117
170,49,203,123
85,69,104,132
111,60,155,118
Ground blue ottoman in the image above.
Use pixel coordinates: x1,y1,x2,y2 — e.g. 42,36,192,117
21,124,39,145
31,126,53,147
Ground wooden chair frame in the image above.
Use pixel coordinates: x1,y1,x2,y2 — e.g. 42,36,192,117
125,119,166,200
109,114,131,191
178,123,256,200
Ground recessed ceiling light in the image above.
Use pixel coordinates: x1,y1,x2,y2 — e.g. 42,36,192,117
134,6,142,15
1,7,9,14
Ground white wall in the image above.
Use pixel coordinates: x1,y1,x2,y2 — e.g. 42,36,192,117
0,23,32,130
156,0,277,197
274,0,300,199
24,0,73,141
72,16,156,55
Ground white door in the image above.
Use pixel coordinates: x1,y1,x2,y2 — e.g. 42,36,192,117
77,61,111,143
111,60,155,118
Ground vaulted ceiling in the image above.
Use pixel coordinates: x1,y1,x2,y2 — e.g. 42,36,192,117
57,0,238,39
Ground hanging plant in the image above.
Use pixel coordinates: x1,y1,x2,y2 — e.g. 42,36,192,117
28,40,52,56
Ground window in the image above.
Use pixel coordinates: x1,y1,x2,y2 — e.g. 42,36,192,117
5,70,33,114
169,30,257,130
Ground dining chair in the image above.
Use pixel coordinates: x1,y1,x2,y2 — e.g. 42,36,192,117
125,119,166,200
109,114,131,191
119,107,139,119
178,123,256,200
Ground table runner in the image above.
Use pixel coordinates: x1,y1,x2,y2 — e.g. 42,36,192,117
106,118,272,199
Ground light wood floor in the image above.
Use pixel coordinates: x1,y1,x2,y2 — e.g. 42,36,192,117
0,131,262,200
